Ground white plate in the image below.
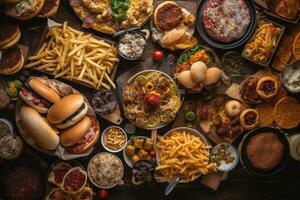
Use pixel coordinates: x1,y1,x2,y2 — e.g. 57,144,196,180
122,136,150,168
211,143,239,172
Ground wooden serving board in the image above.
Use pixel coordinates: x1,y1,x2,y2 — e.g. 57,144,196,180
170,100,228,191
254,0,300,24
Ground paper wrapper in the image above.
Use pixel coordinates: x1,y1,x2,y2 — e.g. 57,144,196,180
15,76,98,160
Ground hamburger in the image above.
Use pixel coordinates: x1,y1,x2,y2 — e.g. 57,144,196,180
47,94,89,129
38,0,60,18
152,1,197,50
0,46,24,75
5,0,45,20
153,1,183,31
19,105,59,150
0,23,21,50
20,78,61,113
60,116,99,154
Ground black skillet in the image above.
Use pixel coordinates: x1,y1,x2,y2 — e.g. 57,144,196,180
240,126,290,176
196,0,257,49
0,158,47,200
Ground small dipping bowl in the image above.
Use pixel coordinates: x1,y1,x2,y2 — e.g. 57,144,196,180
211,143,239,172
0,118,14,139
118,30,148,61
101,126,127,153
221,51,244,77
281,60,300,94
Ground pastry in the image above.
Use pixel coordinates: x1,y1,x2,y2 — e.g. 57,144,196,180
256,76,278,100
240,109,259,130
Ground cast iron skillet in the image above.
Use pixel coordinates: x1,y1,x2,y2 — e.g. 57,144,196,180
196,0,257,49
0,158,46,200
240,126,290,176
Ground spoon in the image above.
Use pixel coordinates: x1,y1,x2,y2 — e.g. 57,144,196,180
165,175,181,196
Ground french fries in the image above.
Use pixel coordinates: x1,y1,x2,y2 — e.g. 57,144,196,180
25,22,119,90
156,130,217,182
104,128,126,150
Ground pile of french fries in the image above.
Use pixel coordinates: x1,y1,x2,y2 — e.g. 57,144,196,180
156,130,217,182
25,22,119,90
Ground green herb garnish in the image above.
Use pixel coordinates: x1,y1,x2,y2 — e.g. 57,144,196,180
110,0,130,22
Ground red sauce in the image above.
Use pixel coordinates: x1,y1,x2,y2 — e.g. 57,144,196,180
53,165,71,184
63,169,86,192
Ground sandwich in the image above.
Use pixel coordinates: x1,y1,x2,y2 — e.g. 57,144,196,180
0,46,24,75
60,116,99,154
20,105,59,150
5,0,45,20
47,93,88,129
38,0,60,17
0,23,21,50
20,78,61,113
152,1,197,50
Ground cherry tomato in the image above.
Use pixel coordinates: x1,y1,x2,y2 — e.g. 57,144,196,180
99,189,109,199
153,50,163,61
150,149,155,156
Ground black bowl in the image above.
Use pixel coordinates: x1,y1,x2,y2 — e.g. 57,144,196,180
240,127,290,176
0,158,46,200
196,0,257,49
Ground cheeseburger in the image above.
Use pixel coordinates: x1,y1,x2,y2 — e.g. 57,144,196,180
20,78,61,113
5,0,45,20
20,105,59,150
47,94,88,129
0,23,21,50
60,116,99,154
38,0,60,17
0,46,24,75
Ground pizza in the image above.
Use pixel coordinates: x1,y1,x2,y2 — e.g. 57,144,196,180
201,0,250,43
70,0,153,34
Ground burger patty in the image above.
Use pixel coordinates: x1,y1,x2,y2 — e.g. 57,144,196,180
246,132,284,170
57,103,86,126
39,0,57,15
0,46,21,69
0,24,18,42
156,3,183,31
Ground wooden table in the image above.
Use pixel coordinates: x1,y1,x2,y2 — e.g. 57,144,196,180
1,1,300,200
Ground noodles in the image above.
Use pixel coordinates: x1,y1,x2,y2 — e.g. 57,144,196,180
122,72,181,129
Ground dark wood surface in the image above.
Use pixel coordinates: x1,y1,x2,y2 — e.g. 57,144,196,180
1,1,300,200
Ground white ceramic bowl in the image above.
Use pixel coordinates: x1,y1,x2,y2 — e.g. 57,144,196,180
0,118,14,138
87,152,124,189
211,143,239,172
101,126,127,153
123,136,149,168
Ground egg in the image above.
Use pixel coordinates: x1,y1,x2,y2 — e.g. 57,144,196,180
204,67,222,86
177,71,197,89
190,61,207,83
